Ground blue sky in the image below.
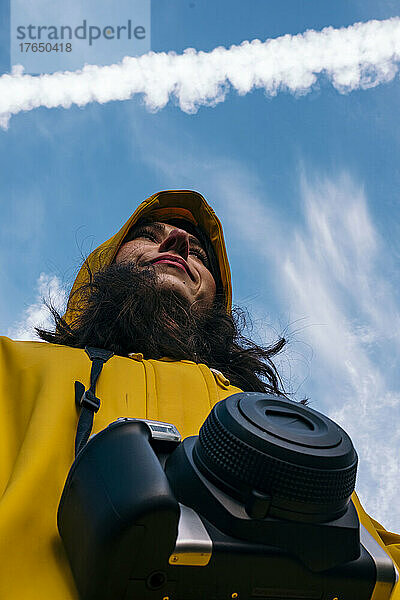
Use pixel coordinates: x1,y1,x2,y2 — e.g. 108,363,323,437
1,1,400,530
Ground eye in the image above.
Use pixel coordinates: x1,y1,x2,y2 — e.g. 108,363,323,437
141,232,157,242
189,246,209,267
132,227,159,242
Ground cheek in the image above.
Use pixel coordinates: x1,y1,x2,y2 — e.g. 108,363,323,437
201,269,217,301
115,241,143,264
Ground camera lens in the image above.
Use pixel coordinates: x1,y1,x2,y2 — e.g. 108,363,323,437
193,393,357,522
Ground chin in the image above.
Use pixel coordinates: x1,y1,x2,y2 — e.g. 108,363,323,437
154,275,194,304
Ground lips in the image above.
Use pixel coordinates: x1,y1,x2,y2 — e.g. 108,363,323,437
151,254,194,280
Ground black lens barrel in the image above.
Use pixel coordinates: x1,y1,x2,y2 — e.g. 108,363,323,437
194,393,357,522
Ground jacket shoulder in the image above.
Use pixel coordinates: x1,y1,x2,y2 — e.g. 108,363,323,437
0,336,81,355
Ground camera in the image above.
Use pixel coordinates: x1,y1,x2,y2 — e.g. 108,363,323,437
58,392,398,599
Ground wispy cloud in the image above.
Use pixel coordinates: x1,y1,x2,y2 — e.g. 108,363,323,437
281,173,400,529
2,17,400,128
8,272,67,340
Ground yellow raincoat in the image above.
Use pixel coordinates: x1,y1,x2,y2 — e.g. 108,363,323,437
0,190,399,599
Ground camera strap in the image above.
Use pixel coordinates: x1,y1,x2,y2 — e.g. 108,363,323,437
74,346,114,457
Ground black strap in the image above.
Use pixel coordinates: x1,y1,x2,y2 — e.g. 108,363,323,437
74,347,114,457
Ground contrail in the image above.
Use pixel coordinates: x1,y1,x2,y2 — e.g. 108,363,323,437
1,17,400,128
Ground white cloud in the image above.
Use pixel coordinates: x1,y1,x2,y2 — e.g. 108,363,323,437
1,17,400,128
8,272,67,340
280,174,400,529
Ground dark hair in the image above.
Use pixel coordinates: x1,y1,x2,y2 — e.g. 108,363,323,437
37,260,286,394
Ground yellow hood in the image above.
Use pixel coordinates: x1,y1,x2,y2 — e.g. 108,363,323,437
65,190,232,324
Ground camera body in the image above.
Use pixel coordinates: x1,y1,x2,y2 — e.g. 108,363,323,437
58,393,398,600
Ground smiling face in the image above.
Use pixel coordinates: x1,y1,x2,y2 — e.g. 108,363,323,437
115,221,217,308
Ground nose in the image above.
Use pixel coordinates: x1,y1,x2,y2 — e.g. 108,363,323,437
158,228,189,261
